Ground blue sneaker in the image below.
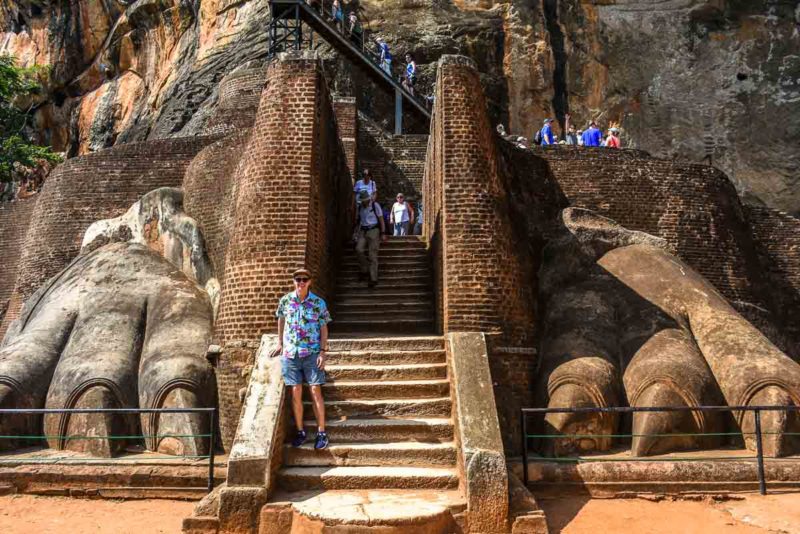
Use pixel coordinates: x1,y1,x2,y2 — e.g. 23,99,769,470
291,429,307,448
314,431,329,450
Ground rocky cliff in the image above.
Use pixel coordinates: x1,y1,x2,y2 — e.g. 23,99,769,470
2,0,798,213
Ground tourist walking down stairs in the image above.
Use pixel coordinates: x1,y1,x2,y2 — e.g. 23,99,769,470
354,189,387,288
271,268,332,450
353,168,377,201
605,127,621,148
581,120,603,147
539,118,556,145
390,193,414,236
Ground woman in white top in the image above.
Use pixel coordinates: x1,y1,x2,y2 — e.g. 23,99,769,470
390,193,414,236
353,169,377,201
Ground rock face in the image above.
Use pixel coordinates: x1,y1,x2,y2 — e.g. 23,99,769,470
2,0,797,212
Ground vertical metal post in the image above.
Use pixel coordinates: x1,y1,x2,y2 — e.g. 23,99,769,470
521,410,529,487
208,408,216,493
395,88,403,135
295,5,302,50
753,409,767,495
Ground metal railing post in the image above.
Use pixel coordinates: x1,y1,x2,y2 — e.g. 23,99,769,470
521,410,529,487
753,408,767,495
208,408,217,493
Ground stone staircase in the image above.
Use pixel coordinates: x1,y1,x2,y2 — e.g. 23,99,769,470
258,238,466,531
332,235,435,336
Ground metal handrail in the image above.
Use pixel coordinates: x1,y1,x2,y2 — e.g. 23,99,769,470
0,406,217,492
520,404,800,495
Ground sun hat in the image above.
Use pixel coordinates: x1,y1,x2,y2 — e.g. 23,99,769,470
357,189,371,201
543,118,553,123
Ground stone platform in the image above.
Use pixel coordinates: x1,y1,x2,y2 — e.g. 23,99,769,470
0,446,226,499
260,489,465,534
515,447,800,498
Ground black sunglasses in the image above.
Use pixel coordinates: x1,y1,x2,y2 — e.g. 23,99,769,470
294,277,310,283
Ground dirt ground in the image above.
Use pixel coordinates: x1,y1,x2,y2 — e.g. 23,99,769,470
0,495,194,533
538,493,800,534
1,493,800,533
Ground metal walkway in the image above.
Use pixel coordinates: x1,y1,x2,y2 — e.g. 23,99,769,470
268,0,431,132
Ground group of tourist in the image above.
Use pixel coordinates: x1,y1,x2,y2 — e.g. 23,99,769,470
305,0,419,98
497,113,622,150
352,168,421,287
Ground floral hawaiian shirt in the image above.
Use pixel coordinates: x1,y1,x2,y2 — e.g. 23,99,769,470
275,291,332,359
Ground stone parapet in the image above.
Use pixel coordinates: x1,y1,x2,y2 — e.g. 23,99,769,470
447,332,510,533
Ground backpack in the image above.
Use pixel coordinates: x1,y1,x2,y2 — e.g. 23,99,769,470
533,129,542,145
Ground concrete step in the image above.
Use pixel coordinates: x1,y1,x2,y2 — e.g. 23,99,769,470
343,249,428,259
326,363,447,381
314,380,450,401
374,236,427,247
333,300,433,315
325,349,446,365
335,291,433,304
337,287,433,298
339,269,431,281
338,280,431,292
328,337,444,352
310,397,452,418
299,418,454,443
277,466,459,491
332,318,435,335
342,254,429,265
284,441,458,467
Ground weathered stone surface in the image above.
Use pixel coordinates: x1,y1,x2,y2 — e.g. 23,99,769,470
0,241,214,456
447,332,509,533
536,207,800,458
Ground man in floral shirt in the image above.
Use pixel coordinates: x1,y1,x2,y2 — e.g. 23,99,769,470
271,268,332,449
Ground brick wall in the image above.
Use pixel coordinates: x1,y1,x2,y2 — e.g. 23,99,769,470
746,206,800,357
0,136,220,340
531,146,778,344
0,198,38,325
332,97,357,181
359,116,428,208
423,55,537,347
213,52,351,448
203,67,267,137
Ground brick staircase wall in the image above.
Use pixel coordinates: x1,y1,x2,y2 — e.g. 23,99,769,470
0,136,221,340
214,52,352,448
0,197,38,327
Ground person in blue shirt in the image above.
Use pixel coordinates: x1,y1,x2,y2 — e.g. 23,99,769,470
540,118,556,145
378,38,392,75
581,120,603,147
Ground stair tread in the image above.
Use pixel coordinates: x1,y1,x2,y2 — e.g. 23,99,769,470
303,417,452,427
308,397,451,406
326,363,446,370
279,466,457,477
324,379,448,387
288,441,457,451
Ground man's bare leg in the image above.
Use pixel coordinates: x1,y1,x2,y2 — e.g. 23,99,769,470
291,385,304,431
308,385,326,432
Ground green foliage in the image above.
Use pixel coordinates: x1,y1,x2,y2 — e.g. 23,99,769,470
0,55,61,184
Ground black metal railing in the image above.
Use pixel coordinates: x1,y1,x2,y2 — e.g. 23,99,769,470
0,407,217,492
521,405,800,495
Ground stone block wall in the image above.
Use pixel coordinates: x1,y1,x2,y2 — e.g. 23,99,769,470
0,136,219,340
214,52,351,448
0,198,38,325
423,55,537,346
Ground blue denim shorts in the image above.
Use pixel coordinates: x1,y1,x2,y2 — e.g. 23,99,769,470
282,354,326,386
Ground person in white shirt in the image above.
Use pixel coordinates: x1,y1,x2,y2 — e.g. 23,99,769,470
390,193,414,236
353,189,386,287
353,169,377,202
